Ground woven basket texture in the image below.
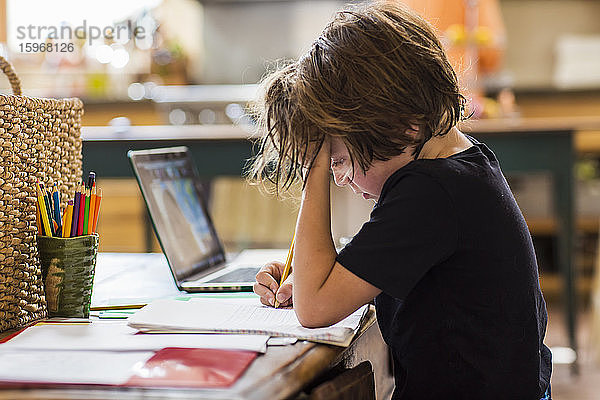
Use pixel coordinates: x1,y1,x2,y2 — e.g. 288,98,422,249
0,56,84,332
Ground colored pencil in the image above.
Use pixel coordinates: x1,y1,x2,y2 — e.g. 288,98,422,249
83,188,90,235
92,188,102,233
36,201,43,235
88,186,96,235
52,185,62,235
274,233,295,308
77,182,85,236
87,171,96,190
71,184,81,237
41,184,55,236
43,191,51,222
36,183,52,237
63,201,74,238
45,190,52,211
47,191,55,234
35,175,102,238
45,190,53,222
60,206,67,237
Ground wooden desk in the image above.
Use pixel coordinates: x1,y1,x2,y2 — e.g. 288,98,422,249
0,252,394,400
0,309,393,400
82,117,600,369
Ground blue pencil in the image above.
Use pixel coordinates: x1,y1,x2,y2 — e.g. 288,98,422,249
71,184,81,237
52,185,62,234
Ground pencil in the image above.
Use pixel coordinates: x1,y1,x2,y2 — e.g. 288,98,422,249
63,201,74,238
83,188,90,235
71,183,81,237
61,205,66,237
87,171,96,190
88,186,96,234
36,201,43,235
92,188,102,234
36,183,52,237
52,184,62,235
45,189,52,213
45,189,53,225
77,182,85,236
41,184,55,236
274,233,295,308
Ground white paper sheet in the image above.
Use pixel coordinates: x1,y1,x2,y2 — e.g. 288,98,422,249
128,298,369,346
1,320,268,353
0,350,154,385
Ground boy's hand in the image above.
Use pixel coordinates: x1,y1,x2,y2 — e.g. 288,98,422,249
302,137,332,179
312,137,331,170
254,261,293,307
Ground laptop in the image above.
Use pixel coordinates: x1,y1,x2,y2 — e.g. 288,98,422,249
128,146,262,292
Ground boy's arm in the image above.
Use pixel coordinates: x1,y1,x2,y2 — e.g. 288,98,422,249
293,144,381,328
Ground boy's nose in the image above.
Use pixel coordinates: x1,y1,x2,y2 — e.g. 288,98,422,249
333,170,350,187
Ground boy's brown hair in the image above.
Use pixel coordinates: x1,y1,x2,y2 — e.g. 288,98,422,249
248,0,466,193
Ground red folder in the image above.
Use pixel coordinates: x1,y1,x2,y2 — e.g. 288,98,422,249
126,347,258,388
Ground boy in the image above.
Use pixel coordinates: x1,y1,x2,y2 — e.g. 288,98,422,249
250,2,552,398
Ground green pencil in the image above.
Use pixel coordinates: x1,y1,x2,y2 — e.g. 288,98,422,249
41,184,55,236
83,188,90,235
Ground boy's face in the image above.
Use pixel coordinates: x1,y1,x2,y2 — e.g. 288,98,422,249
330,137,412,202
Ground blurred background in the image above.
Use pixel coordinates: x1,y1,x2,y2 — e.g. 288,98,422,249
1,0,600,397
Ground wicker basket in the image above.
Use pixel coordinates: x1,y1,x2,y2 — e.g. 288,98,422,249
0,56,84,332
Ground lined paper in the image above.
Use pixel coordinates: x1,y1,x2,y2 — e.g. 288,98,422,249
128,298,369,347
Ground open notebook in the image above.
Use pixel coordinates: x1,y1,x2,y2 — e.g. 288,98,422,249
127,298,370,347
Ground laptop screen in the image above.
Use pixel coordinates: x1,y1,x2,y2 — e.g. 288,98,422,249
128,147,225,281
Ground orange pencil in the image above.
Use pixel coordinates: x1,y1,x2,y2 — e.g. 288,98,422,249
63,201,74,238
92,188,102,233
88,186,96,234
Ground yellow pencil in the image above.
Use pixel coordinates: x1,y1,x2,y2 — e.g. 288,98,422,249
63,201,74,238
36,183,52,236
274,233,295,308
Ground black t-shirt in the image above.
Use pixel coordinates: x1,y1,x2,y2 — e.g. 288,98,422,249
336,139,552,399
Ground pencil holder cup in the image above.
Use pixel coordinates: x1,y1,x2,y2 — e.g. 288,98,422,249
36,234,99,318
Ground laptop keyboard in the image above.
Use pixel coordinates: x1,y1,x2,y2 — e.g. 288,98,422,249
205,267,260,284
